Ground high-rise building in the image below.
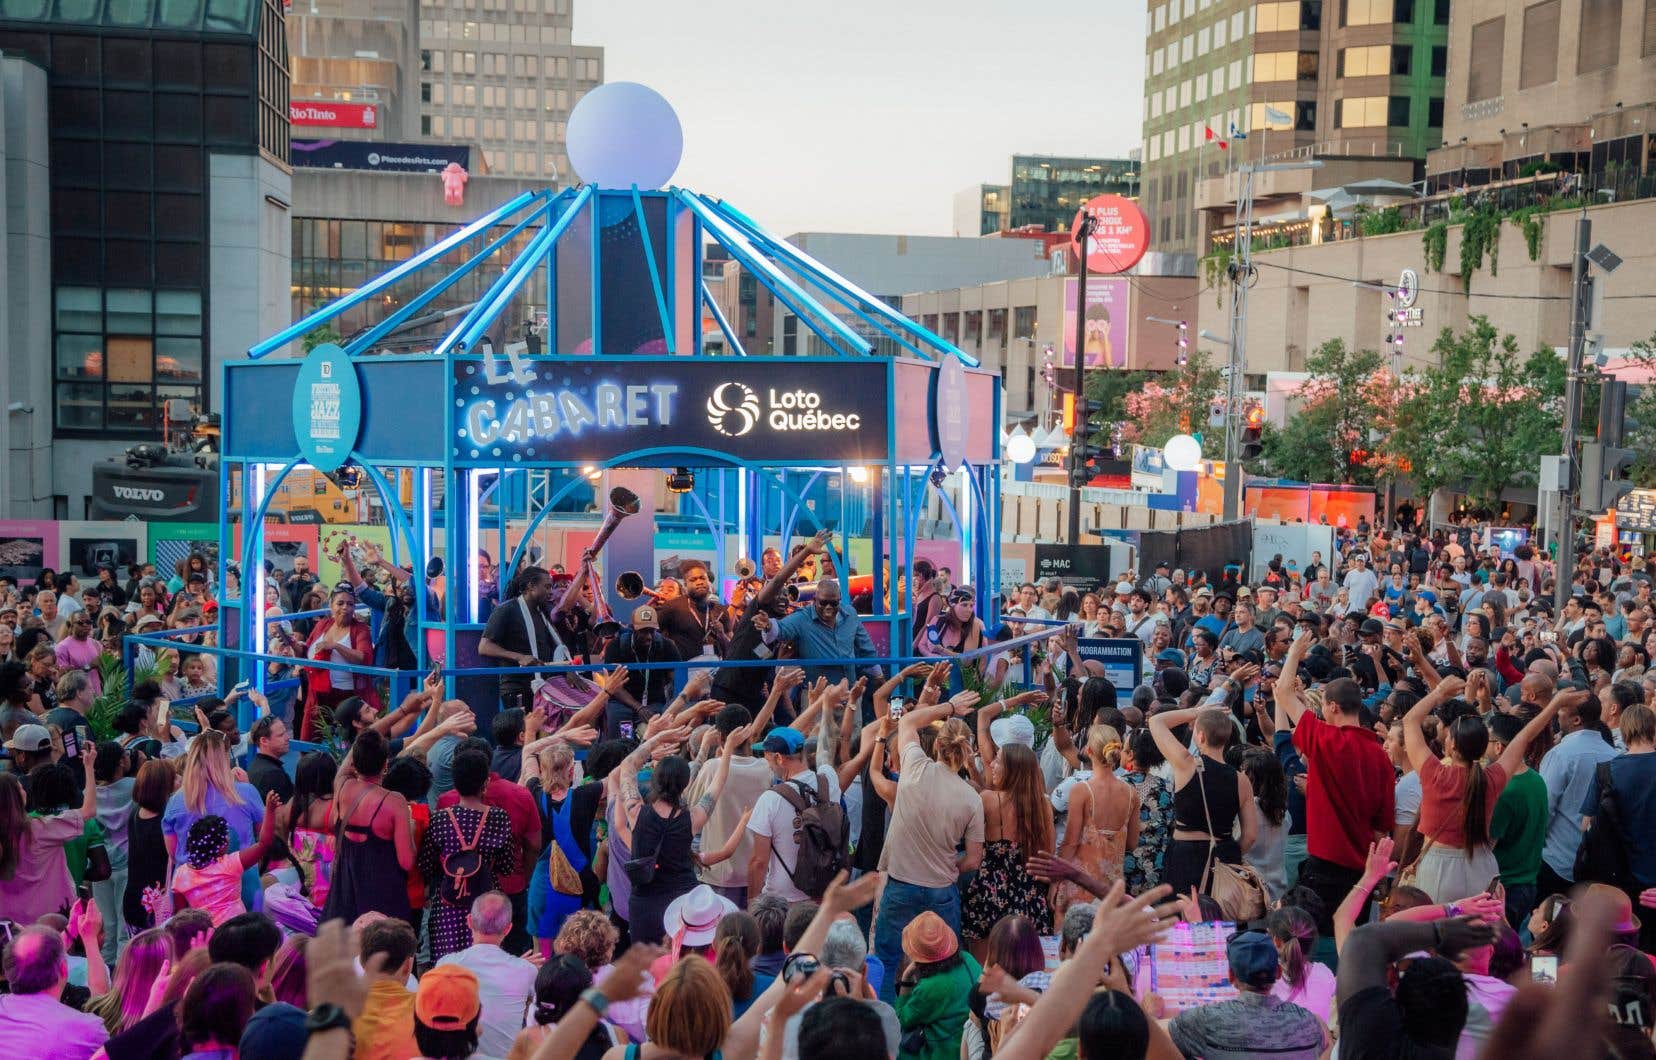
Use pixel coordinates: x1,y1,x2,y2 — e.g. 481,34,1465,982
1139,0,1450,271
1008,155,1140,232
288,0,604,179
0,0,292,513
952,183,1009,236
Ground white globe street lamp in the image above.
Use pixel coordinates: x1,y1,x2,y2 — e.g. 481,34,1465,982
1164,433,1202,471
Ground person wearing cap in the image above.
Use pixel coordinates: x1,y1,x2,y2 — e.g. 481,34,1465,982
917,586,986,665
1166,930,1325,1059
1142,561,1173,597
1343,553,1380,613
893,911,981,1060
600,604,683,739
413,963,483,1059
772,578,884,690
435,890,537,1058
5,720,55,779
747,724,843,904
1194,589,1234,645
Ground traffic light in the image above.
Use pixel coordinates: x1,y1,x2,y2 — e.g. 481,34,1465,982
1585,378,1640,512
1069,396,1104,489
1239,403,1265,461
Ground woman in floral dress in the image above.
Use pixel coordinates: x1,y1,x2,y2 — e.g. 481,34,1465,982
961,742,1055,960
1121,728,1175,895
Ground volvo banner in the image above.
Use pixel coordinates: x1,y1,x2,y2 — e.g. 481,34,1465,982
452,355,891,467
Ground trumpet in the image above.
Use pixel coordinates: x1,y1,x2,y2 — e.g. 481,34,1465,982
786,582,817,605
615,570,664,602
558,486,639,619
734,557,756,580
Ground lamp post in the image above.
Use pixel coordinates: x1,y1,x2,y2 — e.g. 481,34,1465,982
1067,212,1097,545
1220,158,1322,521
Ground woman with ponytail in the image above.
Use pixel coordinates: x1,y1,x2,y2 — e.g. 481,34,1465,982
1052,725,1139,917
962,741,1056,959
713,911,772,1017
1402,677,1571,902
1266,905,1334,1022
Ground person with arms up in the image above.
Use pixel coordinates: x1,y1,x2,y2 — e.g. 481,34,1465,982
1336,913,1496,1060
870,663,985,1002
1148,677,1260,897
1275,629,1395,933
1485,711,1550,929
712,531,830,716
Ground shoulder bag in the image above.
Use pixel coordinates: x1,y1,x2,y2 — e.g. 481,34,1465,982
1195,760,1270,923
1575,760,1632,889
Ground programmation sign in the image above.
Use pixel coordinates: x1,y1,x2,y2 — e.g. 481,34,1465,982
289,100,378,128
453,355,890,466
1071,194,1150,274
1075,637,1142,706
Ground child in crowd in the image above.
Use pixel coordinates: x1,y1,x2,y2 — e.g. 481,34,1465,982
171,790,281,925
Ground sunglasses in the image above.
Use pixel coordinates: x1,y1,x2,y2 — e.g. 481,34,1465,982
948,592,974,605
815,599,840,611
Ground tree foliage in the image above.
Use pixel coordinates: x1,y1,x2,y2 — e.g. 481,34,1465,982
1120,348,1226,459
1619,331,1656,488
1083,367,1150,425
1386,317,1563,505
1260,339,1394,485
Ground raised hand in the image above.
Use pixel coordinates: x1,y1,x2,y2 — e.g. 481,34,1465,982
1362,836,1397,885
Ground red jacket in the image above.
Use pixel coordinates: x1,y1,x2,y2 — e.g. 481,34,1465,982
301,617,382,710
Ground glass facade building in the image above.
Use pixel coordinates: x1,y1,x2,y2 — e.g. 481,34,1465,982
1009,155,1140,232
0,0,289,438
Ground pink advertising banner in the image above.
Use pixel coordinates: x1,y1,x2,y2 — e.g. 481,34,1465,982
1061,277,1131,370
0,520,59,585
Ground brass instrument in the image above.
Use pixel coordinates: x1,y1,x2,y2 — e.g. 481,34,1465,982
557,486,639,619
614,570,664,603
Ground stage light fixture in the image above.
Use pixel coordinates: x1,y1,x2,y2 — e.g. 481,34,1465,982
848,466,870,484
665,467,695,493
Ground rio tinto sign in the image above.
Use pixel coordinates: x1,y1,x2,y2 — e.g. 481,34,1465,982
289,100,378,128
1071,194,1150,274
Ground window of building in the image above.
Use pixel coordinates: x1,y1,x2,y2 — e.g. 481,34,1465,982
1393,0,1414,21
1180,80,1191,106
1467,17,1504,100
1211,68,1224,94
1578,0,1621,73
1435,0,1449,22
988,307,1007,348
1338,44,1387,75
1387,95,1411,124
1391,44,1412,73
1644,0,1656,55
1521,0,1560,86
1155,2,1166,29
1195,76,1206,101
1253,50,1312,80
1334,95,1388,126
1229,58,1242,88
54,286,202,433
1428,96,1444,125
1431,44,1447,75
1214,18,1226,46
1182,34,1193,61
1342,0,1391,25
1011,306,1036,340
1153,49,1164,74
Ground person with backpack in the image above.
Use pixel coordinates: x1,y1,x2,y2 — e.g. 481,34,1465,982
745,725,847,903
418,747,516,963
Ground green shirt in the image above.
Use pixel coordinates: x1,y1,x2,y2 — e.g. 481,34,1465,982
1491,767,1548,885
895,952,982,1060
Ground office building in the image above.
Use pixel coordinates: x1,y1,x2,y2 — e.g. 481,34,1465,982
1140,0,1450,271
1229,0,1656,378
952,182,1009,236
1009,155,1140,232
768,233,1053,357
0,0,292,516
288,0,603,179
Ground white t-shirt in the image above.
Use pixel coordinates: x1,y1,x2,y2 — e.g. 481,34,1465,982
437,943,537,1059
1394,771,1422,827
1124,610,1166,646
749,766,843,903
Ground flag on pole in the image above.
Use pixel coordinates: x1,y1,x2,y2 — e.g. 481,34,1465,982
1204,125,1216,141
1229,123,1248,139
1264,104,1292,126
1217,139,1229,150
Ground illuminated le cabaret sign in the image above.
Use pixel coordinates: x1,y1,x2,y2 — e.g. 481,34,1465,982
453,355,889,466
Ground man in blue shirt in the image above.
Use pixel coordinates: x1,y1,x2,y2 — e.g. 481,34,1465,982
773,579,884,689
1536,689,1618,897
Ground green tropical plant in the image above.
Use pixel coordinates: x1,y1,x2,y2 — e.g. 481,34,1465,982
89,652,170,742
1458,204,1501,286
1357,205,1409,237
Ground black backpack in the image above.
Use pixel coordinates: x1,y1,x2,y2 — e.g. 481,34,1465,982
773,774,850,899
438,808,495,907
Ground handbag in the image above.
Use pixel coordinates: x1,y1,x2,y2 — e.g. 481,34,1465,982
82,839,112,884
1195,760,1270,923
1575,761,1632,889
622,807,679,889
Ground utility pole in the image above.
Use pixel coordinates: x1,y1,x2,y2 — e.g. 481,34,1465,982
1554,212,1591,612
1221,164,1253,522
1066,213,1096,544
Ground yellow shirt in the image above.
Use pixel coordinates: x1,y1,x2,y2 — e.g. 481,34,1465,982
353,978,418,1060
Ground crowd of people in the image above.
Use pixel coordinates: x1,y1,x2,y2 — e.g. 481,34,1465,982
8,513,1656,1060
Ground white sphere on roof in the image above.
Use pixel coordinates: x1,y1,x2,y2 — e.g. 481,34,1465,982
566,82,684,190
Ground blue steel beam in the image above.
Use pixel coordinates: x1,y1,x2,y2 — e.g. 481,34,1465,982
347,196,554,356
630,187,676,354
705,195,978,367
673,190,873,357
702,281,745,356
249,189,543,359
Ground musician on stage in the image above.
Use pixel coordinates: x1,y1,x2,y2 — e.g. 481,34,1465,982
478,565,559,710
711,530,831,718
656,560,731,662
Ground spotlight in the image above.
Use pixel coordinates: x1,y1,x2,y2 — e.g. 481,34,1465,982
665,467,695,493
582,465,601,482
848,466,870,484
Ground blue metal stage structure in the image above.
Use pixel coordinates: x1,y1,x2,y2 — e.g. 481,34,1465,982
178,182,1006,722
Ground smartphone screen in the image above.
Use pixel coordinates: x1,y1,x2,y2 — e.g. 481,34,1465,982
61,728,79,759
1530,955,1558,983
